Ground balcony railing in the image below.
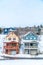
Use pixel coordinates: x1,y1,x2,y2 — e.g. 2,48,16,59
4,46,19,49
25,46,38,49
30,46,38,48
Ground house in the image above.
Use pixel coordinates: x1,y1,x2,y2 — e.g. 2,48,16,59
3,27,17,34
3,32,19,55
3,28,9,34
8,27,17,32
21,32,39,55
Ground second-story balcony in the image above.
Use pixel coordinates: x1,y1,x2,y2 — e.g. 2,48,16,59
4,46,19,50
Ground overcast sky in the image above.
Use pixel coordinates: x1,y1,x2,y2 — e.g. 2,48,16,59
0,0,43,27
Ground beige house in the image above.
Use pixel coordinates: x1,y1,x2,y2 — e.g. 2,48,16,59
3,32,19,55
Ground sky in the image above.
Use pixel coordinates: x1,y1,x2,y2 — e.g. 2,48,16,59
0,0,43,27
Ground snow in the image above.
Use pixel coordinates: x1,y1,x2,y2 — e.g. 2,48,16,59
11,54,43,58
0,53,43,59
0,60,43,65
38,35,43,52
0,34,6,54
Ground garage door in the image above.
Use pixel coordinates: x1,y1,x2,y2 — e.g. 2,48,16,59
10,50,16,55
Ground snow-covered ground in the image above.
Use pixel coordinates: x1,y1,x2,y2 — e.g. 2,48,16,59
13,54,43,58
0,60,43,65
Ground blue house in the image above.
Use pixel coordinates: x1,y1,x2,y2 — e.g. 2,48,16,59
3,27,17,34
3,28,9,34
8,27,17,32
21,32,39,55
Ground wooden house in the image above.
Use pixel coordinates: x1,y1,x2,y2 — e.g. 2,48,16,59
3,32,19,55
21,32,39,55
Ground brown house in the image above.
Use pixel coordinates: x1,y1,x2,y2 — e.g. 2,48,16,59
3,32,19,55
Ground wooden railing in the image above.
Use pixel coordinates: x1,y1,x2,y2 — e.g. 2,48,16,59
4,46,19,49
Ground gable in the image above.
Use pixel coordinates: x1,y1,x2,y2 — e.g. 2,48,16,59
5,32,19,41
8,28,16,32
23,32,38,40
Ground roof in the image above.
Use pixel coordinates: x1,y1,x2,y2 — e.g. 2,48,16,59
22,31,38,38
21,31,38,40
3,27,17,34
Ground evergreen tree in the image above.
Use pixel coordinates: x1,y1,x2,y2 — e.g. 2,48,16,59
0,28,3,34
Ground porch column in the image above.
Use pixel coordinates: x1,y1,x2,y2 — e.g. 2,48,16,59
29,42,30,54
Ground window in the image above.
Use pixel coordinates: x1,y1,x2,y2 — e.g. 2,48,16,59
30,43,33,46
8,38,11,40
30,37,32,40
34,37,36,40
25,43,29,47
13,38,16,40
33,43,36,46
26,37,28,39
5,29,7,31
30,43,37,46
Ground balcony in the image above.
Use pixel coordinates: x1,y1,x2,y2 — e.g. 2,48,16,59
4,46,19,50
24,46,38,49
30,46,38,48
